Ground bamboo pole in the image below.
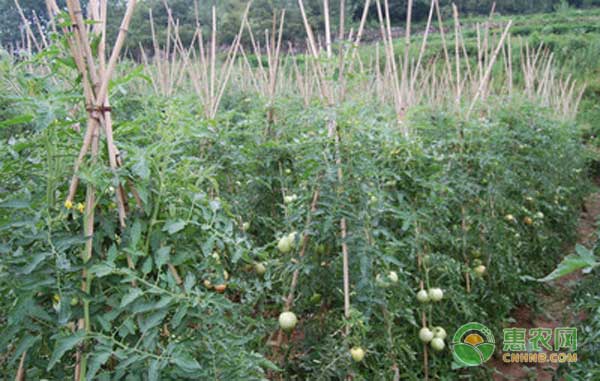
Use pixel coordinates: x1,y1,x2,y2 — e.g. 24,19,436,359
467,20,512,117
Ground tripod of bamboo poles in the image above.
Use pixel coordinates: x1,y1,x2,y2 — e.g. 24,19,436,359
241,8,286,133
43,1,138,379
185,3,251,120
140,2,192,96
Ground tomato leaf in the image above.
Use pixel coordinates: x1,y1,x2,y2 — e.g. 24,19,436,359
86,350,112,379
171,352,202,372
538,245,598,282
163,219,186,235
47,332,86,370
120,288,143,308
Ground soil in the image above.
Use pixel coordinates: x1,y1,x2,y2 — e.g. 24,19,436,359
488,187,600,380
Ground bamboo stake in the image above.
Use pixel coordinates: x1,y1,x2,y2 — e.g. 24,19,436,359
323,0,332,58
467,20,512,117
401,0,413,106
411,0,435,94
15,351,26,381
434,0,452,90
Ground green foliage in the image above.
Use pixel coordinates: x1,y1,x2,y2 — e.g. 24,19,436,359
539,244,599,281
0,40,590,378
560,229,600,379
0,8,596,378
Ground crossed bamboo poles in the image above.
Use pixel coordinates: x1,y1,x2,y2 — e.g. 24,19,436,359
44,1,138,379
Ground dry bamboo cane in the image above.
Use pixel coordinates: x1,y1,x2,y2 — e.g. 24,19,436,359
337,0,347,100
54,1,137,379
14,0,42,52
411,0,435,95
456,9,474,96
32,10,49,49
401,0,413,107
467,20,512,117
347,0,371,74
421,299,429,381
434,0,452,92
374,0,407,134
452,4,461,105
415,223,429,381
15,351,26,381
323,0,332,59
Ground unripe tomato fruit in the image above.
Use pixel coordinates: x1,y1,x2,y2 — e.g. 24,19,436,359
419,328,434,343
288,231,297,243
254,262,266,276
279,311,298,331
431,337,445,351
416,289,429,303
432,326,447,340
474,265,486,276
387,271,398,283
428,288,443,302
310,293,322,304
277,235,292,253
350,347,365,362
376,274,390,288
316,244,326,255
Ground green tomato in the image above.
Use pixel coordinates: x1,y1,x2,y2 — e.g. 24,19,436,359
277,235,292,253
350,347,365,362
376,274,390,288
428,288,443,302
310,293,322,304
387,271,398,283
419,328,434,343
287,231,297,243
254,262,266,276
432,326,447,340
416,289,430,303
279,311,298,331
474,265,486,276
283,194,298,204
431,337,445,351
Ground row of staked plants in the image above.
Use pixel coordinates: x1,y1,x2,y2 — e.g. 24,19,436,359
0,35,591,379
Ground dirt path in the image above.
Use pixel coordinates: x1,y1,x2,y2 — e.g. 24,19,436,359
489,187,600,380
